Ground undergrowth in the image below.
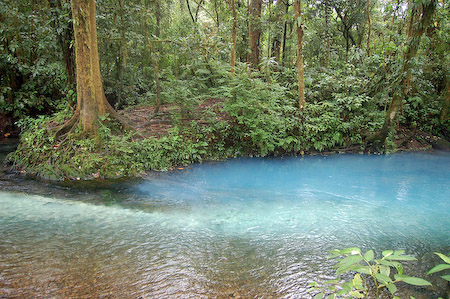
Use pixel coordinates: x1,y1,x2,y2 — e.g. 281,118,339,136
8,60,447,180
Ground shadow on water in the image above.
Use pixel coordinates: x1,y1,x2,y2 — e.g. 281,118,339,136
0,152,450,298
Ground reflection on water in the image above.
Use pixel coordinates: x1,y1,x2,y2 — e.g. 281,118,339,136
1,153,450,298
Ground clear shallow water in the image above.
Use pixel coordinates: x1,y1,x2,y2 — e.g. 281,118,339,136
0,153,449,298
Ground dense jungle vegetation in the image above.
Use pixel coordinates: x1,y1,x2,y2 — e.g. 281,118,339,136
1,0,449,180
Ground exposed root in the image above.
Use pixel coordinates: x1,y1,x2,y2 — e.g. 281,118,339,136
53,110,80,140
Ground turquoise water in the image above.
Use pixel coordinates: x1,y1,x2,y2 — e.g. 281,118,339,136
0,152,449,298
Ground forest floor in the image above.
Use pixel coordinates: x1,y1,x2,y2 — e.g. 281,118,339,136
120,98,226,139
1,98,449,155
119,98,450,153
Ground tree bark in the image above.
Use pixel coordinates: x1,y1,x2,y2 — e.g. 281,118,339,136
64,0,121,136
366,0,371,56
271,0,283,63
230,0,237,75
117,0,127,109
281,0,289,66
294,0,305,109
248,0,262,69
325,0,330,68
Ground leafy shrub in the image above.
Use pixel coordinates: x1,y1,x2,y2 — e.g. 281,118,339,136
310,247,432,299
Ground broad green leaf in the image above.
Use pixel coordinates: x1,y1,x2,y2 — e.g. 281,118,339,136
342,281,353,292
340,247,361,255
349,291,364,298
364,250,374,262
434,252,450,264
394,274,432,286
394,250,405,255
352,265,372,275
427,264,450,275
380,265,391,277
324,279,339,284
378,259,393,267
375,273,393,284
382,250,394,257
353,273,363,290
441,275,450,282
336,255,363,274
385,255,417,261
386,283,397,295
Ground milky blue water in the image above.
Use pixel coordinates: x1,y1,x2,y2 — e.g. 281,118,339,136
0,152,449,298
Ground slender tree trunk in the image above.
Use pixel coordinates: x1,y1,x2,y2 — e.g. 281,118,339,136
294,0,305,109
186,0,196,23
248,0,262,69
230,0,237,75
153,0,162,114
366,0,371,56
117,0,127,109
271,0,283,63
325,0,330,68
65,0,121,136
367,0,436,149
281,0,289,66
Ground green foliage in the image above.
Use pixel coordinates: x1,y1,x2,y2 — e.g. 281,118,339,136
310,247,431,299
7,110,222,180
427,252,450,282
0,1,70,118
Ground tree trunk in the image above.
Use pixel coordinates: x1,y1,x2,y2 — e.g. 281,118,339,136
117,0,127,109
248,0,262,69
186,0,196,23
230,0,237,75
281,0,289,66
294,0,305,109
49,0,76,86
367,0,436,150
325,0,330,68
271,0,283,63
153,0,162,114
366,0,371,56
63,0,122,136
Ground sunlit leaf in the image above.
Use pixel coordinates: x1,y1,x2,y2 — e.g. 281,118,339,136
394,274,432,286
382,250,394,257
375,273,393,284
386,283,397,295
427,264,450,275
364,250,374,262
434,253,450,264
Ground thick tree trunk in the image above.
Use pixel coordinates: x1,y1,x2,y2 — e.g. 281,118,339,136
294,0,305,109
231,0,237,75
68,0,119,136
367,0,436,150
248,0,262,69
